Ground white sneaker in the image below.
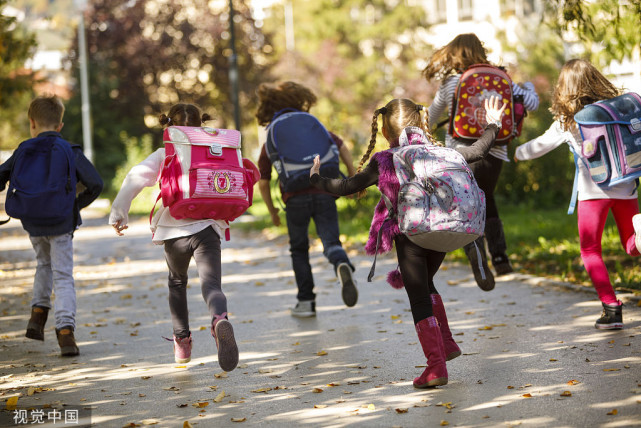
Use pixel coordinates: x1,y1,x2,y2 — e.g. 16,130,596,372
633,214,641,253
291,300,316,318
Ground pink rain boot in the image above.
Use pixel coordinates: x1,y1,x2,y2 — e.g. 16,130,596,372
173,334,192,363
431,294,462,361
413,316,448,388
211,313,239,372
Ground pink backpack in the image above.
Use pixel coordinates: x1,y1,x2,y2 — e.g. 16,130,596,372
152,126,259,235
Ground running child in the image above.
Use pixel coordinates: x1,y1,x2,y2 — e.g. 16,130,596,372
310,96,506,388
109,103,239,371
424,33,539,289
514,59,641,330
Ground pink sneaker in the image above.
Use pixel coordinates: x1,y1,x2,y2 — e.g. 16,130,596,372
173,334,192,363
212,313,239,372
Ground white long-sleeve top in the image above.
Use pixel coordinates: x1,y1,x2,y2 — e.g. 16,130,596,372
109,148,228,244
514,120,637,201
428,74,540,162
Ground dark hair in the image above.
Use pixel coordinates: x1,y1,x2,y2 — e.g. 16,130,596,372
356,99,438,198
551,59,620,130
422,33,489,82
28,94,65,128
159,103,211,127
255,81,317,126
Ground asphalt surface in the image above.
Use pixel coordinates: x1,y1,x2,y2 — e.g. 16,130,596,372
1,205,640,428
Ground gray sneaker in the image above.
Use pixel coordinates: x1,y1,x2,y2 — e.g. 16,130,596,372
291,300,316,318
337,263,358,307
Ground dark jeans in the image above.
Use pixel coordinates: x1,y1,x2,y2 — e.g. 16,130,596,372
469,154,502,220
163,227,223,338
285,193,353,302
395,234,446,324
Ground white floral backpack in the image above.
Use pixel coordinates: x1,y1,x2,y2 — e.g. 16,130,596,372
386,127,485,250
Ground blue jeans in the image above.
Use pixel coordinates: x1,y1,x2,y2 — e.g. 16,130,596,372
29,233,76,329
285,193,353,302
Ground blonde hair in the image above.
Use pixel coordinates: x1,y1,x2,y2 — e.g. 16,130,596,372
28,95,65,128
356,99,439,198
422,33,489,82
255,81,317,126
551,59,620,130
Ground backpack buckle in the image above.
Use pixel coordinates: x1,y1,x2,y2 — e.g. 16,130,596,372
631,118,641,131
209,144,223,156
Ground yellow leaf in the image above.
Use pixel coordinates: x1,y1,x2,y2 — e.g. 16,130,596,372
395,408,409,413
6,396,18,411
391,315,400,320
522,393,532,398
327,382,341,387
251,388,272,393
560,391,572,397
607,409,618,415
550,359,557,362
440,421,449,426
507,386,515,389
254,281,265,286
120,294,133,300
199,326,207,331
317,350,328,356
313,388,324,393
141,419,160,425
231,417,246,422
368,403,375,411
175,366,187,369
291,342,300,346
214,391,226,403
314,405,328,409
214,372,228,378
27,387,36,396
193,402,209,408
183,422,193,428
603,368,621,372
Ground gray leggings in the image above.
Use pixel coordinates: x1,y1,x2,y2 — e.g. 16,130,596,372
163,227,224,338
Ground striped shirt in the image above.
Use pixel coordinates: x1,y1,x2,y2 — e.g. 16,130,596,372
428,74,539,162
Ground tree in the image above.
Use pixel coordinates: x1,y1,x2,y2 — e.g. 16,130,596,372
544,0,641,67
0,0,38,148
261,0,434,159
63,0,275,192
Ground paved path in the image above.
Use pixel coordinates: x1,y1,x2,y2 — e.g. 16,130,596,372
1,211,640,427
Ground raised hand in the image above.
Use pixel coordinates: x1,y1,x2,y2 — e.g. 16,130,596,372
310,155,321,177
484,95,508,125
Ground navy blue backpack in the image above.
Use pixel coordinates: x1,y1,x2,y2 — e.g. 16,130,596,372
265,110,341,193
4,134,77,225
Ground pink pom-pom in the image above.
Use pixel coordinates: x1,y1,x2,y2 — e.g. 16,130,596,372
387,268,404,289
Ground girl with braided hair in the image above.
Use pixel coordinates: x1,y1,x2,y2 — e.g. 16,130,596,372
310,97,505,388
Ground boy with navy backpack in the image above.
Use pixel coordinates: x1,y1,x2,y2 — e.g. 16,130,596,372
0,95,103,356
255,81,358,317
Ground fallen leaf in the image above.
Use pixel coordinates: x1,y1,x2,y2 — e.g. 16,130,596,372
522,393,532,398
560,391,572,397
175,366,187,369
391,315,400,320
231,417,246,422
192,402,209,408
313,388,323,393
214,391,226,403
567,380,580,385
507,386,515,389
183,422,193,428
214,372,228,378
251,388,272,393
603,368,621,372
314,405,327,409
6,396,18,411
27,387,36,396
440,421,449,426
549,359,557,362
258,368,272,374
141,376,152,380
607,409,618,415
395,408,409,413
317,350,328,356
327,382,341,387
141,419,160,425
368,403,375,411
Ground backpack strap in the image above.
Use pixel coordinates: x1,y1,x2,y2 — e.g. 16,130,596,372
567,144,581,215
367,194,394,282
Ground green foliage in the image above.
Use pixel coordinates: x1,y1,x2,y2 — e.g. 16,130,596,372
544,0,641,68
0,0,38,148
110,133,157,212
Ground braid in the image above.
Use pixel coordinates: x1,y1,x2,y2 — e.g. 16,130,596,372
356,109,382,198
419,106,442,146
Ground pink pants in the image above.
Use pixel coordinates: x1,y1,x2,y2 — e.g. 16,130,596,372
577,198,639,305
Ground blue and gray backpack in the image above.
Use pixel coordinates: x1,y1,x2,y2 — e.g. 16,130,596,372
4,134,77,225
265,109,341,193
567,92,641,214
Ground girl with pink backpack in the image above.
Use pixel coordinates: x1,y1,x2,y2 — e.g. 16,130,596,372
109,103,250,372
310,96,506,388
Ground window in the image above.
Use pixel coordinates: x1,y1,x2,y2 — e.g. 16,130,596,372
458,0,473,21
